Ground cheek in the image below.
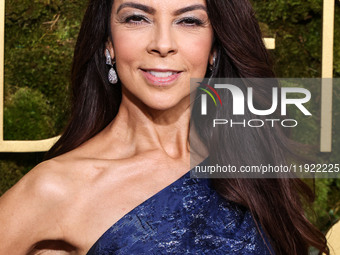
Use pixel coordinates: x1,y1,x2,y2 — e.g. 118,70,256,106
112,30,146,69
179,33,213,75
111,31,146,88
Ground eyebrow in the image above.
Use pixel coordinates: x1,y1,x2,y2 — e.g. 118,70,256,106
116,2,207,16
117,2,156,14
173,4,207,16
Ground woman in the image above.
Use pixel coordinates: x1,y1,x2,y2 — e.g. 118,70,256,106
0,0,329,254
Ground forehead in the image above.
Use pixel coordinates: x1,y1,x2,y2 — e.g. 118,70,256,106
112,0,208,13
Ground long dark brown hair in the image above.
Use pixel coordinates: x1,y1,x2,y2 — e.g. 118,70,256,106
45,0,329,254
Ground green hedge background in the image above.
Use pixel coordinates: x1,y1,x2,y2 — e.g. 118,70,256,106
1,0,339,234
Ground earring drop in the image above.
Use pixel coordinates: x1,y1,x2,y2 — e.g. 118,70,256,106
208,55,217,85
108,64,118,84
209,55,216,71
105,49,118,84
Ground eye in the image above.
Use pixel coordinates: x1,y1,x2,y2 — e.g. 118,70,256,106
177,17,204,26
124,15,149,25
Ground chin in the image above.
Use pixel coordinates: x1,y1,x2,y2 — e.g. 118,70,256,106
145,102,178,111
144,97,190,112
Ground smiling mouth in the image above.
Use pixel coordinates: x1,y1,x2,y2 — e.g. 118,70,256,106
140,69,183,86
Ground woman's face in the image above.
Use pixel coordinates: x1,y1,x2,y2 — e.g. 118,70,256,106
108,0,214,110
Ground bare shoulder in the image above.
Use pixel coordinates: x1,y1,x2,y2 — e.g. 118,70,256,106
1,158,71,205
0,158,77,253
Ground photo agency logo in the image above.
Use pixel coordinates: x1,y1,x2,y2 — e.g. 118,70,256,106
190,78,340,179
196,78,312,128
198,82,223,110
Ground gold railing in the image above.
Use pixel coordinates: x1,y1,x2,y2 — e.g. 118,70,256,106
0,0,59,152
320,0,335,152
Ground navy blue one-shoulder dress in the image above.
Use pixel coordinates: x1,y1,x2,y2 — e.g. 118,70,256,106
87,158,274,254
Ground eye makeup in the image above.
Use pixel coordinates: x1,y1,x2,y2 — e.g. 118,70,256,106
116,12,208,29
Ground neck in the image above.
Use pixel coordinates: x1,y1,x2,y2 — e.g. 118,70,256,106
106,87,193,160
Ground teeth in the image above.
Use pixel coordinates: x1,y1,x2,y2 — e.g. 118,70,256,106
148,71,176,78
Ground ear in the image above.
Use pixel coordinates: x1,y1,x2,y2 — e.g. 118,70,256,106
105,39,115,59
209,48,217,66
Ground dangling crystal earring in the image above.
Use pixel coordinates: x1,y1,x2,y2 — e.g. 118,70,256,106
208,55,217,85
105,49,118,84
209,55,216,72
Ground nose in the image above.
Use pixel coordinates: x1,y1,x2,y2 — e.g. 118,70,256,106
147,23,178,57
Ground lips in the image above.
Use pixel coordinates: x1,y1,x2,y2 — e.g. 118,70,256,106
140,68,182,86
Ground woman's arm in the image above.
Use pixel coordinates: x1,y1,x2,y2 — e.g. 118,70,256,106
0,161,76,254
